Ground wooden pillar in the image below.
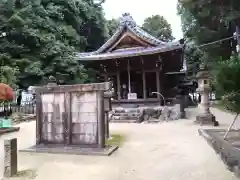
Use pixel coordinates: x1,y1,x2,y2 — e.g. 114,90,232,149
117,71,121,100
142,71,147,99
141,56,147,99
156,71,161,99
127,59,131,94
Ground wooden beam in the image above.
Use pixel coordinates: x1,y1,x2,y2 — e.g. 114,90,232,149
106,32,152,52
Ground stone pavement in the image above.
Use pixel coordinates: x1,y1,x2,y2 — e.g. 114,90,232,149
0,107,239,180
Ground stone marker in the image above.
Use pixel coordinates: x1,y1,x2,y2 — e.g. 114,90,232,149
4,138,18,177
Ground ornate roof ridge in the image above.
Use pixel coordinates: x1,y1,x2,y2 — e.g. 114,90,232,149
79,13,176,56
119,13,136,26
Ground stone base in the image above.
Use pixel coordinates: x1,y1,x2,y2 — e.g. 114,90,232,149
110,119,140,123
195,113,219,126
199,129,240,178
20,144,118,156
0,127,20,135
180,111,186,119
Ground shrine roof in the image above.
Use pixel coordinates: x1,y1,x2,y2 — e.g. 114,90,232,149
76,13,183,61
76,42,182,61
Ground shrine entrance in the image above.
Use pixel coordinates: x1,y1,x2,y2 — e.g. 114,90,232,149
119,70,143,99
108,70,159,101
130,70,143,99
145,72,157,98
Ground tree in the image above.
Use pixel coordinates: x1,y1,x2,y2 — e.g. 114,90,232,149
214,54,240,139
106,18,119,37
177,0,240,62
142,15,174,42
184,44,203,77
0,65,19,89
0,0,108,89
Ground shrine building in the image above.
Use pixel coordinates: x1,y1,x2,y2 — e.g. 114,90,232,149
76,13,184,105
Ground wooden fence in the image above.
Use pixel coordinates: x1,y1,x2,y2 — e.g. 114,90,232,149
0,101,36,116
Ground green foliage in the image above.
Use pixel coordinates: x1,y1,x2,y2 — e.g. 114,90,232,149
105,15,174,43
0,53,19,88
0,0,107,89
106,133,126,147
0,65,19,89
106,18,119,37
184,44,203,77
215,55,240,113
221,92,240,113
142,15,174,42
178,0,239,62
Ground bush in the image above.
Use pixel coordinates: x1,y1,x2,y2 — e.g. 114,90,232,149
215,54,240,139
215,55,240,95
215,55,240,113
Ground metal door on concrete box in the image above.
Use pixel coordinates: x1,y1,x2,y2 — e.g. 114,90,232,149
71,92,98,145
41,93,66,144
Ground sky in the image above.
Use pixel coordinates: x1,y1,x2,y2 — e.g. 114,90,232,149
102,0,183,40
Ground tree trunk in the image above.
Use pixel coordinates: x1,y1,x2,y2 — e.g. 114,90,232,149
223,113,239,140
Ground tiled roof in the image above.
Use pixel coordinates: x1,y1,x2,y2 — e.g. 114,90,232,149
76,13,182,60
76,43,182,61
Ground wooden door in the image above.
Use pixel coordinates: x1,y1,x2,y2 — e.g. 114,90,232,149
41,93,66,144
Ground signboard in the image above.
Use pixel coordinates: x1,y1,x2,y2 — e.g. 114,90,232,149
128,93,137,100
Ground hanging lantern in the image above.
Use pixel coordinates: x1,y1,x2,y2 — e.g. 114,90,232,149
116,60,120,67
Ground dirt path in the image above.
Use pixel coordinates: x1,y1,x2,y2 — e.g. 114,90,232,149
0,108,238,180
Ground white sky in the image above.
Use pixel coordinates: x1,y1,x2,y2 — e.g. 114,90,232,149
102,0,183,40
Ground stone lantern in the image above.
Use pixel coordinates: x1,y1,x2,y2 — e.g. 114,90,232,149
195,64,219,126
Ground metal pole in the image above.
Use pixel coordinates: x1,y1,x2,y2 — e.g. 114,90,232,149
127,59,131,94
152,92,165,106
223,113,239,140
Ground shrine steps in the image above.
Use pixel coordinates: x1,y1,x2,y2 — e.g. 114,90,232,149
110,108,143,123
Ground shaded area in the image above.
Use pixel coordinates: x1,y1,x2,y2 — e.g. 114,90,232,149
199,129,240,177
20,144,118,156
0,127,20,135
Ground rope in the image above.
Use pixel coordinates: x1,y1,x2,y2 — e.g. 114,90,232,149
188,34,240,48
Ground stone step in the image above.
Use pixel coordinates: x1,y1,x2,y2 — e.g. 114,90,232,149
113,109,141,113
113,113,141,117
110,119,139,123
110,119,140,123
142,119,161,124
111,115,140,120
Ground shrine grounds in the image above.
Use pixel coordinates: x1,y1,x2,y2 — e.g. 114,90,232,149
0,108,239,180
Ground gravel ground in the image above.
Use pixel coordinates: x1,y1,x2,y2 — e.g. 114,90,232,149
0,107,238,180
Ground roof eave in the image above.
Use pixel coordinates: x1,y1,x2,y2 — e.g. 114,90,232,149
77,45,183,61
